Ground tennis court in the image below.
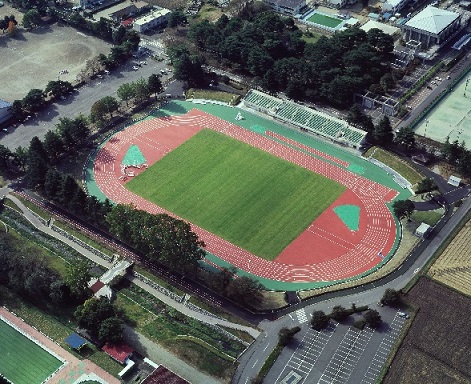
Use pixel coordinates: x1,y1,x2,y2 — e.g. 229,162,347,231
0,318,63,384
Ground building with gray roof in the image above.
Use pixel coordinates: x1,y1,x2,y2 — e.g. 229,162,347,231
0,99,12,124
401,6,462,48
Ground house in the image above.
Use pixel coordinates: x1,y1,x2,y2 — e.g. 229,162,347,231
102,342,134,364
263,0,306,16
133,8,170,33
382,0,410,15
142,365,189,384
401,6,462,49
0,99,12,124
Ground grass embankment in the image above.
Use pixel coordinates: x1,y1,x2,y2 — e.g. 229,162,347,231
364,147,423,185
126,129,345,260
186,88,241,105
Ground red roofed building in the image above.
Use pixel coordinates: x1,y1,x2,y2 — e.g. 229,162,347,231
89,280,105,294
102,342,134,364
142,366,189,384
121,18,134,28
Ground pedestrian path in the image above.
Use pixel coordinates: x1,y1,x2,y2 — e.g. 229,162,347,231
3,192,260,340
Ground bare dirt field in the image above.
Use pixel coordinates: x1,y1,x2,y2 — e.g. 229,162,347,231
383,278,471,384
428,217,471,296
0,24,111,102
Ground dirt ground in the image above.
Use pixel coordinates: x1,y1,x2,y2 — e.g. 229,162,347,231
0,23,111,102
383,278,471,384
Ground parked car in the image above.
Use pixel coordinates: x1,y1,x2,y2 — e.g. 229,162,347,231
132,66,139,70
398,311,410,319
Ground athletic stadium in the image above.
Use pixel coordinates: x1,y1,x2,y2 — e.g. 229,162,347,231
85,92,410,290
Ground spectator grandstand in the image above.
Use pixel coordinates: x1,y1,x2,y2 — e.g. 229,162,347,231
243,89,367,148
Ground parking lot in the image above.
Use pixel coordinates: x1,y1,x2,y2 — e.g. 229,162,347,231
0,37,180,150
265,308,408,384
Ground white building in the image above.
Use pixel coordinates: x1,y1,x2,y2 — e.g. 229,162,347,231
133,8,170,33
361,20,400,36
263,0,306,16
401,6,462,48
0,99,12,124
382,0,409,14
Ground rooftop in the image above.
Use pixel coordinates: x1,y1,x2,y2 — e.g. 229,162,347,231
102,342,134,364
142,366,189,384
404,6,460,34
0,99,12,109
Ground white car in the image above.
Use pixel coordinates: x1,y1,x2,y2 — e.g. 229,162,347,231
398,311,410,319
140,61,147,65
132,66,139,70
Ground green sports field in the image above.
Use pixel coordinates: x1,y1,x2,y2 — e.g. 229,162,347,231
306,12,342,28
0,319,63,384
126,129,345,260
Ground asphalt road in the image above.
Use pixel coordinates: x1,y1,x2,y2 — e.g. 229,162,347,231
0,45,177,151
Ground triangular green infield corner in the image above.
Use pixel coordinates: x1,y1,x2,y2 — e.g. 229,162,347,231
333,204,360,231
122,144,146,167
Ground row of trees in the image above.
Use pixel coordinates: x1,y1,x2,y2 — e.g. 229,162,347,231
441,137,471,178
311,306,382,330
186,10,395,107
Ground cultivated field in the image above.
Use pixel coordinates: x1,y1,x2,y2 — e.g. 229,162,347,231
0,319,62,384
126,129,345,260
383,278,471,384
428,217,471,296
0,24,110,101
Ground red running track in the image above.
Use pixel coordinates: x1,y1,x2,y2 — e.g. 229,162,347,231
92,110,398,282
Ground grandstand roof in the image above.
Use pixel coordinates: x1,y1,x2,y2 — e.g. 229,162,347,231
143,366,189,384
404,6,460,35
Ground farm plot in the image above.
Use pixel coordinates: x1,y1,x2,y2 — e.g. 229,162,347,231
383,278,471,384
428,217,471,296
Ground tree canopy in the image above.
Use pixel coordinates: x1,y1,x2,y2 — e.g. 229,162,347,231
381,288,401,306
363,309,382,328
311,310,329,331
392,200,415,220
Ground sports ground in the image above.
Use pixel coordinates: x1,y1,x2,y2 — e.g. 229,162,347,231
86,101,408,290
414,70,471,148
306,12,343,28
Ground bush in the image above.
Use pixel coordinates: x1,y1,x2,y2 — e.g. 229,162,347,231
353,319,366,330
329,305,350,322
364,309,382,328
311,310,329,331
381,288,401,306
416,178,437,194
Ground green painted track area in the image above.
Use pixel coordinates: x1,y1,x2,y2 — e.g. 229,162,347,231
306,13,342,28
0,319,62,384
126,129,345,260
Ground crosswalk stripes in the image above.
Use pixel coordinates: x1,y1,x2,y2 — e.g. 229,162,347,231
296,309,308,324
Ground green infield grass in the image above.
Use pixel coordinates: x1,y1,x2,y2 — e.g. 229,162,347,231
0,319,63,384
307,13,342,28
126,129,345,260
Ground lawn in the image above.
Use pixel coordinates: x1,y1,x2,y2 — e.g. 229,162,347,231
126,129,345,260
0,319,63,384
306,13,342,28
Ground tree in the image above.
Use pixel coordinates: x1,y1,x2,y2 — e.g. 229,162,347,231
22,89,46,113
363,309,382,328
22,9,41,29
25,137,48,190
394,127,415,152
13,146,28,171
99,317,124,343
330,305,350,322
278,326,301,346
55,115,90,148
75,297,116,337
117,83,135,107
132,78,150,103
65,261,91,300
168,10,187,28
147,74,163,99
112,25,127,45
381,288,401,306
45,80,73,100
416,178,436,194
10,100,25,121
373,116,393,146
101,96,119,118
0,144,12,169
311,310,329,331
392,200,415,220
226,276,264,308
43,168,63,200
43,131,64,163
90,99,109,125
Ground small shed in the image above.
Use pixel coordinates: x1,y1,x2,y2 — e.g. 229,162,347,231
415,222,431,238
102,342,134,364
65,333,88,351
448,175,461,187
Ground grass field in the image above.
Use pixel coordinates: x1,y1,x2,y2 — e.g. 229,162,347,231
383,278,471,384
126,129,345,260
365,147,423,185
306,12,342,28
428,217,471,296
0,319,63,384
